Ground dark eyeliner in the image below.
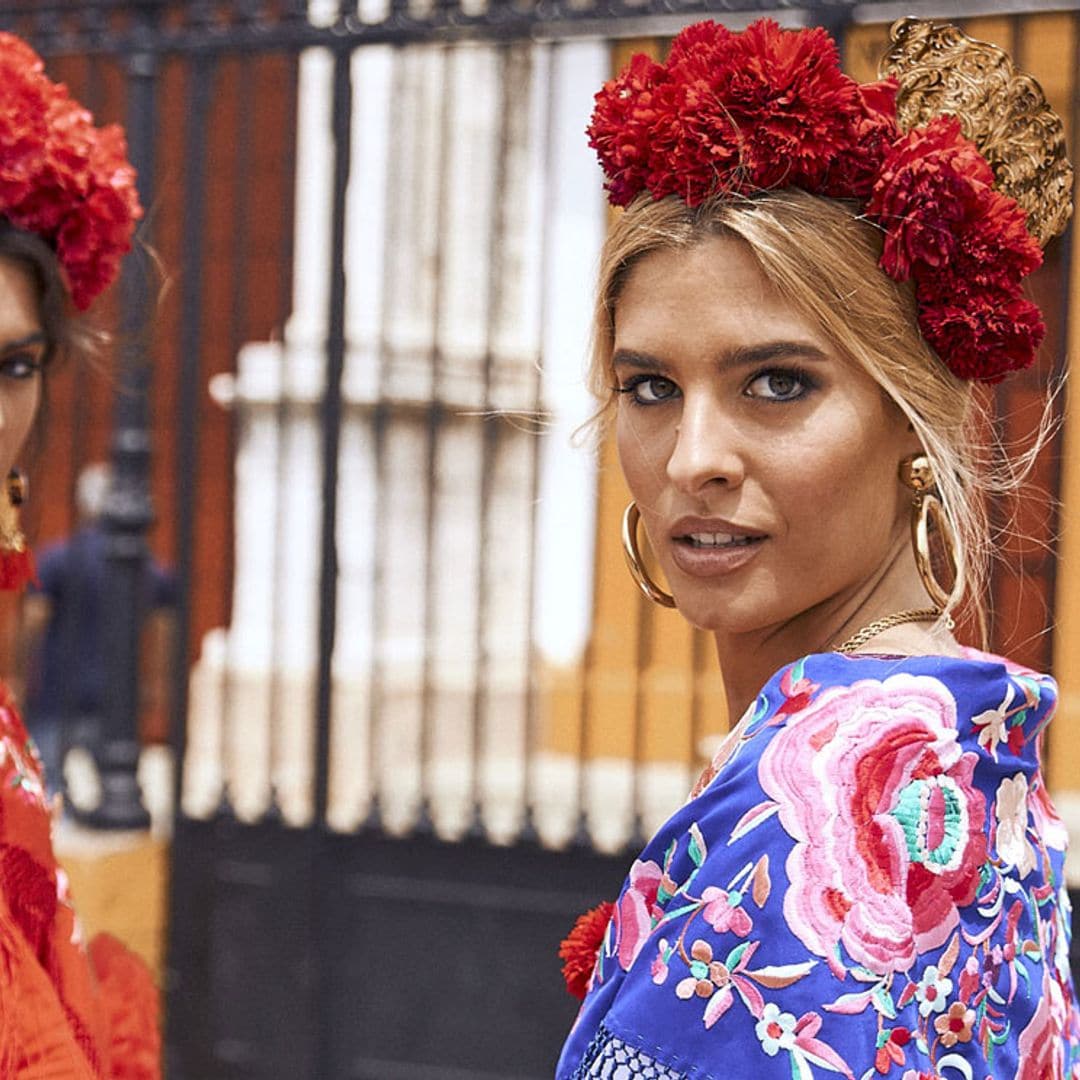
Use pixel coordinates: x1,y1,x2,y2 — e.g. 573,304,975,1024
745,364,817,402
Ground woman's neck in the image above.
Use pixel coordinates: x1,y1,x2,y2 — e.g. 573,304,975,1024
712,530,962,721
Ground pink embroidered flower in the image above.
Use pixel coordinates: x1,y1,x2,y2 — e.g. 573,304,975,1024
701,885,753,937
651,939,670,985
1017,970,1067,1080
995,773,1038,878
758,674,987,977
612,858,663,971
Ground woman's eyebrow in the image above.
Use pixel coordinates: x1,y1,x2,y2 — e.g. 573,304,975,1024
611,348,668,373
725,341,831,367
0,331,46,352
612,341,830,373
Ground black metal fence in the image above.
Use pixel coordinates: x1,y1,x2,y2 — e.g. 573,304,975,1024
3,2,1078,1077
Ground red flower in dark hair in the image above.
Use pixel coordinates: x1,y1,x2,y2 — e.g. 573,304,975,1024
0,32,142,310
559,900,614,1001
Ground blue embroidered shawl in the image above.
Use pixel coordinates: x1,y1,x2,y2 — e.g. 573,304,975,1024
557,650,1080,1080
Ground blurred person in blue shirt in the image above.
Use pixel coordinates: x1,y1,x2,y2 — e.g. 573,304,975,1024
19,462,177,795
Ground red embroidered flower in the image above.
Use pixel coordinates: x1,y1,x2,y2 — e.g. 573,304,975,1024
0,32,142,310
559,901,614,1000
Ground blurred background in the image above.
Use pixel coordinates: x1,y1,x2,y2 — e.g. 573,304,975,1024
2,1,1080,1076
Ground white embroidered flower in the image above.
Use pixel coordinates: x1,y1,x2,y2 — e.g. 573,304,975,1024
996,773,1037,879
972,684,1015,759
755,1002,797,1056
915,964,953,1017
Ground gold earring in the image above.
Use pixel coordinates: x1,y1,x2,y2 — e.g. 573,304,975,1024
899,455,957,610
0,468,33,591
7,468,27,508
621,502,676,608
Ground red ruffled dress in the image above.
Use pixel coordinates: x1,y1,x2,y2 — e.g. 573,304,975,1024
0,681,160,1078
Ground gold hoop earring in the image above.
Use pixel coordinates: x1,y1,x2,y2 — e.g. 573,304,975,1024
899,455,957,610
621,502,676,608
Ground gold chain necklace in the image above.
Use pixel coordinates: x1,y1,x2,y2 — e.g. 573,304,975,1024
835,608,945,655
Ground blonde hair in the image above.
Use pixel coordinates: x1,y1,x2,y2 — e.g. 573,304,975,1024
590,188,1054,641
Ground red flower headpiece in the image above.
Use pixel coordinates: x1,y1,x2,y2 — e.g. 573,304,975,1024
0,33,143,311
588,19,1056,383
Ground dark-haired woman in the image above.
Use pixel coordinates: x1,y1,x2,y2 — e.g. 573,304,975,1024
0,32,159,1080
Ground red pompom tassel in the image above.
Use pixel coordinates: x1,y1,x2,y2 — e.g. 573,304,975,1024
0,547,36,591
559,900,614,1000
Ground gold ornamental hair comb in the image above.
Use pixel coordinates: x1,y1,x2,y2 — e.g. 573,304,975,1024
880,17,1073,247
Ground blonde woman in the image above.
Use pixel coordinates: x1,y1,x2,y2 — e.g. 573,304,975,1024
557,18,1079,1080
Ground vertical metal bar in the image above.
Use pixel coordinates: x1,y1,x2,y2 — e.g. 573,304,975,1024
520,40,549,844
224,48,267,821
471,43,510,838
88,4,158,830
164,46,215,1080
416,44,454,833
168,51,216,827
313,42,352,844
366,45,408,831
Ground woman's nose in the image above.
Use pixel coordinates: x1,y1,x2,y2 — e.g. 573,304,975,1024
665,395,744,495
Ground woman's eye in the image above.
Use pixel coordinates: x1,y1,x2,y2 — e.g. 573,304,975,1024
619,375,679,405
745,369,811,402
0,353,41,380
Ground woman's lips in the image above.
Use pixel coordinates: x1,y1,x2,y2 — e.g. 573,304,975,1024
668,532,768,578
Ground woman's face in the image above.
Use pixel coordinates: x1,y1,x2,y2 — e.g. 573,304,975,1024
0,257,44,477
613,234,917,636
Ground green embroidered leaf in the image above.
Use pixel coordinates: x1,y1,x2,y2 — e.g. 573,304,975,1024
871,986,897,1019
789,1051,812,1080
850,966,880,984
725,942,751,970
664,838,677,871
688,822,707,867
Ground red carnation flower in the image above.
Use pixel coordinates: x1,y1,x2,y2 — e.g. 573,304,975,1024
823,79,900,198
559,900,614,1001
587,53,670,207
869,117,997,280
950,188,1043,287
917,284,1045,382
587,18,890,207
0,32,142,310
